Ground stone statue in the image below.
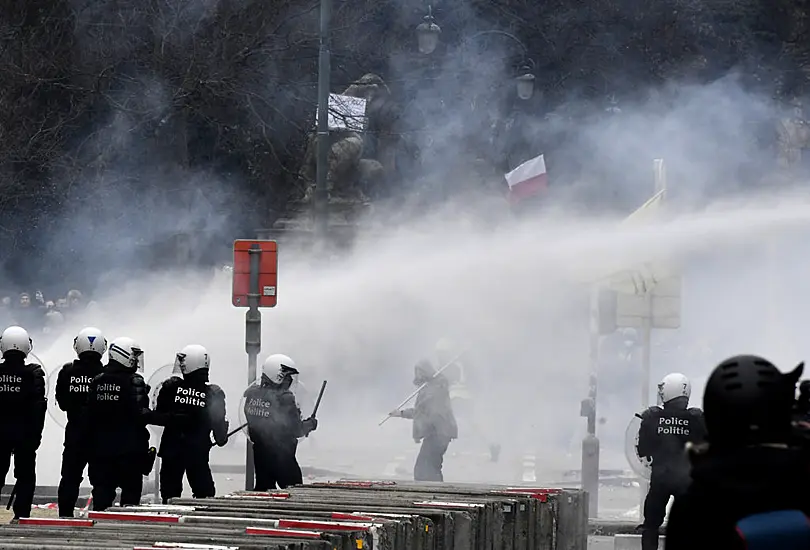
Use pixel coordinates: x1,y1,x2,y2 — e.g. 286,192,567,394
299,73,399,215
776,97,810,174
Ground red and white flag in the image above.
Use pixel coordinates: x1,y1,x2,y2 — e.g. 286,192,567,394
504,153,548,204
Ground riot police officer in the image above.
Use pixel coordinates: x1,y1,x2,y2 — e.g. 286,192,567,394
155,344,228,503
55,327,107,517
0,326,46,522
243,354,317,490
86,337,155,511
667,356,810,549
637,372,706,550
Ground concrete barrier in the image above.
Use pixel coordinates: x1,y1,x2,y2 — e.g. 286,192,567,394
0,481,587,549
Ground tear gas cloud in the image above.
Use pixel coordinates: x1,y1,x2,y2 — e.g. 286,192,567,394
33,190,810,484
15,2,810,486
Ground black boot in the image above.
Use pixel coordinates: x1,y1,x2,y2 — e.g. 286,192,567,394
641,527,660,550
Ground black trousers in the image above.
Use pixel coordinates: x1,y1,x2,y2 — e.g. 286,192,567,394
57,439,90,517
414,435,451,482
89,454,144,511
642,473,689,550
159,450,215,504
253,439,302,491
0,445,37,519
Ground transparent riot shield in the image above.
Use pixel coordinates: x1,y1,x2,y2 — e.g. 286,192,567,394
238,377,308,442
624,414,652,480
146,363,180,436
238,380,259,441
45,361,68,430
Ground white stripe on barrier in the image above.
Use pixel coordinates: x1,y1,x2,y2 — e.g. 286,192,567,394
245,526,323,538
278,518,375,531
182,516,280,527
413,501,485,508
354,511,419,519
125,505,198,513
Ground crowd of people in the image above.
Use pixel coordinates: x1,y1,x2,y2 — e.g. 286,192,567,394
0,324,318,521
0,290,90,337
637,356,810,549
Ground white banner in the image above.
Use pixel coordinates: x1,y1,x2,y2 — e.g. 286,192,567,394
316,94,368,132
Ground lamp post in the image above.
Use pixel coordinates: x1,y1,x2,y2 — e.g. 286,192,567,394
415,6,441,55
416,14,536,101
515,63,536,101
314,0,332,241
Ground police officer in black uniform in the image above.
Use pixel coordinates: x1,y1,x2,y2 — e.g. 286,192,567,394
86,336,155,511
155,344,228,503
0,326,46,522
666,356,810,550
637,372,706,550
243,353,317,491
55,327,107,517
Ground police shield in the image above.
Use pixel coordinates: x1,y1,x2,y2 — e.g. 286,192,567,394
624,414,652,480
146,363,181,435
35,355,70,430
238,380,260,440
238,378,310,441
45,364,70,430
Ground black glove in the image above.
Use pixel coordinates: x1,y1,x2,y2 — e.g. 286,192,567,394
142,447,157,475
214,420,230,447
302,417,318,436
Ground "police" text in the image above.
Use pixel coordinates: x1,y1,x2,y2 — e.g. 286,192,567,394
657,416,690,435
69,375,94,393
96,382,121,401
175,386,206,407
245,397,271,418
0,374,22,393
0,373,22,393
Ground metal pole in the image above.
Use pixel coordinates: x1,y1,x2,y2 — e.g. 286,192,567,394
640,302,652,409
639,159,664,517
581,287,601,518
639,291,653,515
245,244,262,490
154,456,161,503
314,0,332,242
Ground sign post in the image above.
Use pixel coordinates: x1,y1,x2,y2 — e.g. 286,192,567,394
581,158,680,519
232,239,278,490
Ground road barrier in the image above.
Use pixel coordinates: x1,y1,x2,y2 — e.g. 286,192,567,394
0,481,587,549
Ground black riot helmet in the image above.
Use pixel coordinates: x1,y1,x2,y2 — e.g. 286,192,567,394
703,354,803,448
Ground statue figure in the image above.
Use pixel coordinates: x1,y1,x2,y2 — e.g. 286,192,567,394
299,74,399,214
776,97,810,176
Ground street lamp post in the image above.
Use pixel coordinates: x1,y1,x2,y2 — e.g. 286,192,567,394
515,63,536,101
314,0,332,242
415,6,441,55
416,15,536,101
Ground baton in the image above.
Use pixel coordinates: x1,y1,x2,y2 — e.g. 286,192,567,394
310,381,327,418
226,423,248,439
379,347,468,426
210,422,249,448
6,483,16,511
303,381,327,439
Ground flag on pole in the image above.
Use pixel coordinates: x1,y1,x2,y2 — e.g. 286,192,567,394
504,154,548,204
